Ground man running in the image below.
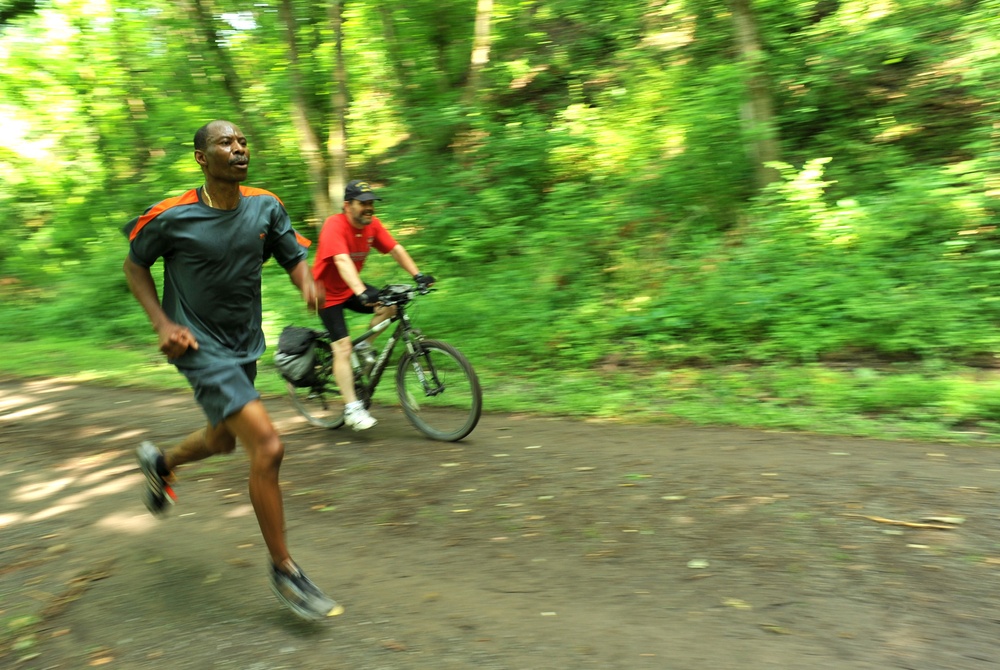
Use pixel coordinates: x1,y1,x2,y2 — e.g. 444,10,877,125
123,119,341,621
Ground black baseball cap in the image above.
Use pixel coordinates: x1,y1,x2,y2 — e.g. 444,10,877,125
345,180,381,202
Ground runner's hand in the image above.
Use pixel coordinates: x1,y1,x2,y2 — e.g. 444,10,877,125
303,280,324,312
157,323,198,359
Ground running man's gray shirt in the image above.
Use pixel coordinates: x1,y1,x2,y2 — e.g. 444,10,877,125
125,186,309,369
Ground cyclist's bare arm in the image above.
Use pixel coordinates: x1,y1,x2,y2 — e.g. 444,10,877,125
333,253,369,298
388,244,420,277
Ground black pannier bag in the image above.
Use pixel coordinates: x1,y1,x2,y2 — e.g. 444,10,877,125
274,326,320,387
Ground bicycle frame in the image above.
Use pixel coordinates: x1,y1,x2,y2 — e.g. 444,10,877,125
348,289,426,398
285,282,482,440
354,317,401,391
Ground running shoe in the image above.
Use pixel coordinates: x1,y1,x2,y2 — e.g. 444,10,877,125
270,562,344,620
136,441,176,516
344,403,377,431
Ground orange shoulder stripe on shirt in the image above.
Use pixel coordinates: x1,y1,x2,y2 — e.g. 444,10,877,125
128,189,201,241
240,185,312,248
240,185,284,204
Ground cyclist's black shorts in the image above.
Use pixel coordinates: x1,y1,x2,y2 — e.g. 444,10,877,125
318,283,377,342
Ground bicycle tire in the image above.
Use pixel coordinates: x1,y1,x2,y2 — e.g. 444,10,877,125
285,341,346,429
395,339,482,442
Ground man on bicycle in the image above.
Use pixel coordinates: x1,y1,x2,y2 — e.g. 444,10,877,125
313,179,434,430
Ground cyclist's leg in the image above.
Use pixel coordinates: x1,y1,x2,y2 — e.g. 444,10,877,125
321,294,378,430
346,282,387,348
319,302,358,404
330,336,357,403
364,303,396,346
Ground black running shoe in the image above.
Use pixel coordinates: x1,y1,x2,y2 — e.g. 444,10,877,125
270,562,344,620
136,441,175,516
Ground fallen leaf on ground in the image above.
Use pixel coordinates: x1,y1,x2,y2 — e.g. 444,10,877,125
723,598,752,610
922,516,965,525
759,623,792,635
843,514,955,530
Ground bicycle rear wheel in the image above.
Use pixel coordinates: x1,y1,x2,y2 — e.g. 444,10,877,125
286,342,346,429
396,339,482,442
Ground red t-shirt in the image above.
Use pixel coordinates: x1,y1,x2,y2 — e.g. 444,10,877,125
313,212,397,307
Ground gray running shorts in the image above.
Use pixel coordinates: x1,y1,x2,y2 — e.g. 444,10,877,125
179,361,260,427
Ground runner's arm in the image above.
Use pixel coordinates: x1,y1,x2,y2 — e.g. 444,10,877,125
122,256,199,357
286,259,323,311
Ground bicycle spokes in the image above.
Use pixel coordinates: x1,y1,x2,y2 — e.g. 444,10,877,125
395,340,482,442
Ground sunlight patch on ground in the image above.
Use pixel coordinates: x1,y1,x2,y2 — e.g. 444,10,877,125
28,502,84,522
106,428,146,443
61,474,140,504
272,416,304,433
224,504,255,519
13,476,75,502
0,392,33,411
0,513,24,528
97,511,158,534
153,394,193,409
25,379,78,393
78,425,114,438
55,450,126,473
10,473,144,526
79,463,136,485
0,403,58,422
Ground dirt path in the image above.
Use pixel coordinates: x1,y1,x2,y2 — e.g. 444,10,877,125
2,377,1000,669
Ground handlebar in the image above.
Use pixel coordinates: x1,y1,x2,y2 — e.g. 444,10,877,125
377,283,436,307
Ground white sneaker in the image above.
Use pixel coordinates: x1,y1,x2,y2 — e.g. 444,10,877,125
344,404,377,431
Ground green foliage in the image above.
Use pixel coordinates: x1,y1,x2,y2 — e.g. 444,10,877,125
613,157,1000,365
1,0,998,440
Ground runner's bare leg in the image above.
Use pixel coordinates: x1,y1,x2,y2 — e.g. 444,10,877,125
223,400,291,568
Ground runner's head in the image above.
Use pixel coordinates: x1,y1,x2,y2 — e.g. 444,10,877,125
194,120,250,183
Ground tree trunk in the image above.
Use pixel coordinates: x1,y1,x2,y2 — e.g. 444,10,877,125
729,0,780,188
453,0,493,166
377,4,410,102
186,0,265,158
279,0,332,226
462,0,493,109
328,0,348,213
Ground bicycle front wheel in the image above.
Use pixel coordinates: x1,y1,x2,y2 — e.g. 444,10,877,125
286,343,346,429
396,339,482,442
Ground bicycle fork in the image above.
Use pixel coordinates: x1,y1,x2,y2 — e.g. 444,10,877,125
407,343,445,397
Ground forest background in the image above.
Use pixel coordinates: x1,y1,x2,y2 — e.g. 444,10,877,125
0,0,998,442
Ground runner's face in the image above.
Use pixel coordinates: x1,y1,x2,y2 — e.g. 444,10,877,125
198,122,249,182
345,199,375,228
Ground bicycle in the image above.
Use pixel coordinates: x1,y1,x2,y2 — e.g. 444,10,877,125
282,283,483,442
